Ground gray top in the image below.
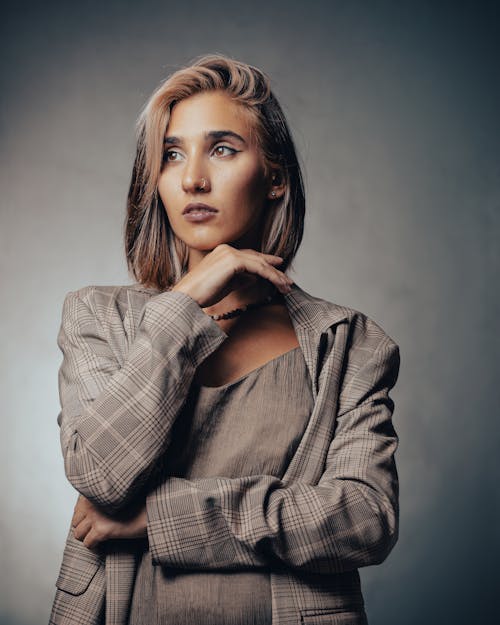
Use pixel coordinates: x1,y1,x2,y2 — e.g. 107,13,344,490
128,345,314,625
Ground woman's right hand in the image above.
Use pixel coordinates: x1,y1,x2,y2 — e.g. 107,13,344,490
171,244,294,308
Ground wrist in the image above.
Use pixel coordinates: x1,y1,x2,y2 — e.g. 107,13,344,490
171,283,202,307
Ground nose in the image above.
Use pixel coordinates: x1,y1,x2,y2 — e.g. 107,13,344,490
182,155,210,194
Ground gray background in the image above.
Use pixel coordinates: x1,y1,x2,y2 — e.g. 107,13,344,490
1,1,498,624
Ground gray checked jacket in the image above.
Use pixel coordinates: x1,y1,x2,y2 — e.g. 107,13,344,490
49,281,401,625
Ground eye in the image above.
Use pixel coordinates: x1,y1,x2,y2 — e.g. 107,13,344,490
163,150,182,162
212,145,238,157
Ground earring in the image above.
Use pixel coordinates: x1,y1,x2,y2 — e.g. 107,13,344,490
271,191,276,198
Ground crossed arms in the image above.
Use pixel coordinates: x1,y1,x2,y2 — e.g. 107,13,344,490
56,287,400,575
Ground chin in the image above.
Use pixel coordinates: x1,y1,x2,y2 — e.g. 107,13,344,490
181,234,227,252
182,229,243,250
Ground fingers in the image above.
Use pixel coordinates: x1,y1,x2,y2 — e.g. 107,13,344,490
229,248,293,289
71,495,90,528
82,527,101,551
239,248,284,265
255,252,285,265
73,517,92,542
71,495,105,548
72,508,111,549
71,494,95,523
218,244,284,267
176,244,294,307
243,256,293,294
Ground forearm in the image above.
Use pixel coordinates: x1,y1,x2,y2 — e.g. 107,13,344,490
145,467,398,574
58,288,227,515
144,341,400,574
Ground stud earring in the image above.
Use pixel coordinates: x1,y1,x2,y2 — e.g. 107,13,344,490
271,191,276,198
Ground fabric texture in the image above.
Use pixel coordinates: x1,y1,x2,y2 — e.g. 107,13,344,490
128,344,313,624
48,281,400,625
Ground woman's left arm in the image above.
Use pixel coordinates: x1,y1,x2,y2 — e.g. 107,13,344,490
143,337,400,575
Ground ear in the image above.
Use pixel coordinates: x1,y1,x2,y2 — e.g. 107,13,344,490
267,165,286,201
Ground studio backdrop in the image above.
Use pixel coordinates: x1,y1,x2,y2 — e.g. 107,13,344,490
1,2,498,624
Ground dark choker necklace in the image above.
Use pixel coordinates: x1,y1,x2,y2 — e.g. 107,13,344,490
208,290,283,321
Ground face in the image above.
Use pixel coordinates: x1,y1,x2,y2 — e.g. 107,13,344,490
157,90,276,262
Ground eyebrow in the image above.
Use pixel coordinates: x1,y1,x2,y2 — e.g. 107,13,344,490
163,130,247,146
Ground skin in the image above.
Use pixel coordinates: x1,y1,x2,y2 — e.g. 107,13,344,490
72,494,147,549
159,89,291,308
159,90,275,258
73,89,297,549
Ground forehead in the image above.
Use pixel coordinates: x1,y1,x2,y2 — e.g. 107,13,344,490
166,90,257,139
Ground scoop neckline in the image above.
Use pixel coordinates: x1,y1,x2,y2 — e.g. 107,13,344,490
195,345,302,392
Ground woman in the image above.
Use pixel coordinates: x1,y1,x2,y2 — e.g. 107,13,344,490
49,54,401,625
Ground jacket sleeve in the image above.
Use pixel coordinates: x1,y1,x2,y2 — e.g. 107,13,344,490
56,287,227,516
145,336,400,574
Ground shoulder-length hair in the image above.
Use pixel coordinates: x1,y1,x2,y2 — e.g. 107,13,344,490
125,53,306,291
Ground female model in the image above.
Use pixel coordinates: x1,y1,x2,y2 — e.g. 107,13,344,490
49,54,401,625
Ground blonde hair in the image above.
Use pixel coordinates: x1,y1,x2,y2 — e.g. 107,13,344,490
125,53,306,290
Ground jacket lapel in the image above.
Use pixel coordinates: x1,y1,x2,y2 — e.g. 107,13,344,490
281,283,349,401
279,283,350,484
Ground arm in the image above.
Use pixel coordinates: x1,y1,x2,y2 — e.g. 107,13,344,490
56,287,227,516
145,337,400,574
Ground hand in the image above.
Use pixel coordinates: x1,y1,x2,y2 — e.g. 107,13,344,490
171,243,294,308
71,495,147,550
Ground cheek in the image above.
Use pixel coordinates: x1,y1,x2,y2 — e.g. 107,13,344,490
222,163,267,207
157,173,176,219
157,172,169,202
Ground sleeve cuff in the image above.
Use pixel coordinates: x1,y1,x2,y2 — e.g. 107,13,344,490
145,477,243,568
140,289,228,369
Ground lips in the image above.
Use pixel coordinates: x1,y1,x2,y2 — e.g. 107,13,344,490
182,203,218,214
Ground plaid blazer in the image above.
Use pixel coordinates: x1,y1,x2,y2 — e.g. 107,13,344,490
49,281,400,625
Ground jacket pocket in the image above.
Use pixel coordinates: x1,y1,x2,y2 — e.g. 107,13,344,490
300,607,368,625
55,527,104,596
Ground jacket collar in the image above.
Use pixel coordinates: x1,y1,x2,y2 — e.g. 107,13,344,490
281,283,349,398
281,282,349,335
